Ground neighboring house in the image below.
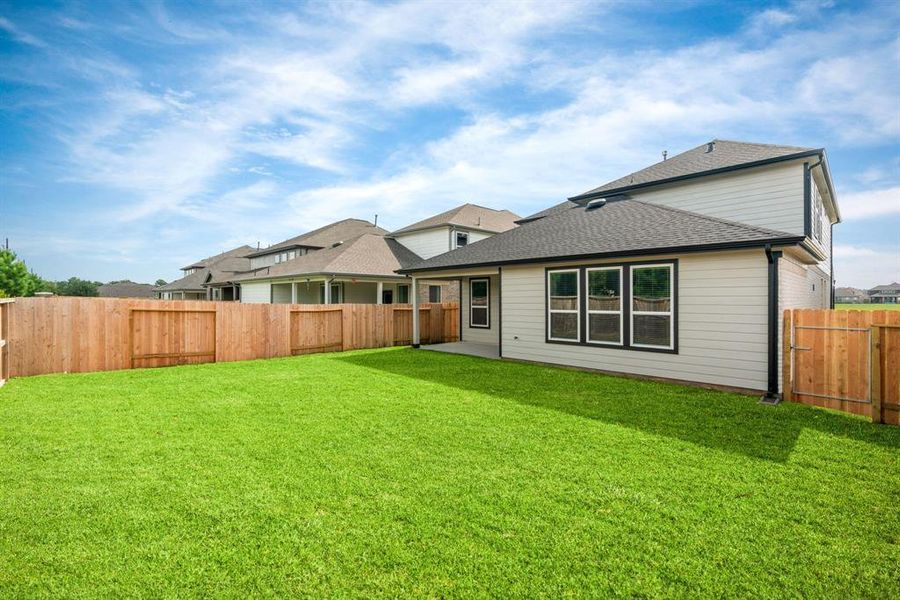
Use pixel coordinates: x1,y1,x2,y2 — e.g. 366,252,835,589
233,233,420,304
98,281,157,299
388,203,520,303
155,245,255,300
400,140,840,399
868,282,900,304
235,205,520,305
835,287,869,304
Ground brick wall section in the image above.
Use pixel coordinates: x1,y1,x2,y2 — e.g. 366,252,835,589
416,280,459,304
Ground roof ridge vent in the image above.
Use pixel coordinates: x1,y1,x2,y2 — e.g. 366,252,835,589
586,198,607,210
705,141,716,153
331,240,344,248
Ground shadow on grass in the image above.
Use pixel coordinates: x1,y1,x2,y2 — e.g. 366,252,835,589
338,349,900,463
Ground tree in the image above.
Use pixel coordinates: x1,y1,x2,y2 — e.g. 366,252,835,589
0,249,39,297
54,277,99,297
155,279,168,286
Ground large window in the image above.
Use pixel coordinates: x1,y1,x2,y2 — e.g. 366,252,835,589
469,278,490,328
397,284,410,304
546,261,676,352
586,266,622,345
429,285,442,303
631,264,674,350
319,282,343,304
547,269,580,341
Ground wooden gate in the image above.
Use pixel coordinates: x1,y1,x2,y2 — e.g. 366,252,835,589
130,308,217,368
783,309,900,424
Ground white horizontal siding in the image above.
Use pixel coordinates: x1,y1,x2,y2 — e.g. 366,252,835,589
394,228,450,259
240,282,270,303
500,249,771,391
461,275,499,345
633,161,805,234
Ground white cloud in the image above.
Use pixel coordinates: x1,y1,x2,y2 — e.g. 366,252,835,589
839,187,900,220
0,16,47,47
833,244,900,288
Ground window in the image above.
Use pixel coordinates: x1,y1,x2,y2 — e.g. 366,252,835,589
586,267,622,345
429,285,442,303
547,269,580,341
456,231,469,248
631,264,674,350
288,250,296,260
546,261,677,352
397,284,410,304
469,278,490,328
275,254,282,264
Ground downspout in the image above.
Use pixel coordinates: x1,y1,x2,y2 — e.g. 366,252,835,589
498,267,502,358
762,244,782,403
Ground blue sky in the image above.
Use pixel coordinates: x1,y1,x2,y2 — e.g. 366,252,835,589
1,0,898,288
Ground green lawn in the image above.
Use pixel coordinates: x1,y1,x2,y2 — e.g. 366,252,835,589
835,303,900,310
1,349,898,597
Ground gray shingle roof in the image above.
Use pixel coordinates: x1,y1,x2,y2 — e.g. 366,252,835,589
159,245,255,291
517,200,579,223
98,282,157,298
390,203,521,235
399,198,804,273
232,234,421,282
247,219,386,257
572,139,819,200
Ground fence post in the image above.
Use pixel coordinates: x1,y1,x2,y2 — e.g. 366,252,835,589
782,310,792,403
871,325,882,424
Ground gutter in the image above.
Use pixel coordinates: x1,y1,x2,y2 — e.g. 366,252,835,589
762,244,782,404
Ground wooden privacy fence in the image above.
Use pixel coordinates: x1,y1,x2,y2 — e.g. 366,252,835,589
2,297,459,379
0,299,11,384
783,308,900,425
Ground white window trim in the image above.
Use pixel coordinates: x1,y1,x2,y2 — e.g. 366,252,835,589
630,263,675,351
585,266,623,346
455,231,469,249
469,278,490,329
429,285,442,303
547,268,581,342
397,283,410,304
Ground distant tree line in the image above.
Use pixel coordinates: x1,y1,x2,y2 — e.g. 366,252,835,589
0,248,152,298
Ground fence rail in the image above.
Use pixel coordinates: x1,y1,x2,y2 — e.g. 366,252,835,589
2,297,459,379
783,308,900,425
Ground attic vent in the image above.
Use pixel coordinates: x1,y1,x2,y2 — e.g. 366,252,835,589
586,198,607,210
331,241,344,248
705,141,715,153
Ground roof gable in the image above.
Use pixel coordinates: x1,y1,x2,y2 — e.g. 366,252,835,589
247,219,387,257
391,203,520,235
571,139,819,201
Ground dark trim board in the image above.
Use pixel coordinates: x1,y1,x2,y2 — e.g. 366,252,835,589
399,236,804,275
568,149,825,202
544,259,679,355
763,246,782,401
498,268,503,358
803,162,812,237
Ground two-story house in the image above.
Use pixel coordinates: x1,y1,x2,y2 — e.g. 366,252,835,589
867,282,900,304
399,140,840,400
232,204,520,304
155,245,255,300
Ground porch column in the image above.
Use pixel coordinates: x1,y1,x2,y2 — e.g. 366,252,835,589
324,279,331,304
376,281,383,305
290,282,297,304
412,276,420,347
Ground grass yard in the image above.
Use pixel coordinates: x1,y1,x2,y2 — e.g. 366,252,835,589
1,348,898,597
835,303,900,310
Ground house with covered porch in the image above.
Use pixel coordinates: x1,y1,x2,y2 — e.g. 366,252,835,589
400,140,840,399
